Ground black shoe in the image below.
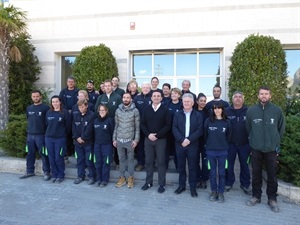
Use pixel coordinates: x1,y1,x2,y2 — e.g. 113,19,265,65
74,177,84,184
141,183,153,191
246,197,261,206
158,185,165,193
191,189,198,197
268,200,279,213
196,182,201,189
174,186,186,194
88,179,95,185
240,185,252,195
19,173,35,179
96,181,101,187
218,193,225,203
51,178,57,183
100,181,108,187
200,181,207,189
209,191,218,201
55,178,64,183
43,173,51,181
225,185,232,192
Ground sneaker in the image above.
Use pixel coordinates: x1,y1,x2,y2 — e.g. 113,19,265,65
55,178,64,183
246,197,261,206
74,177,84,184
225,185,232,192
88,179,95,185
127,176,134,188
100,181,108,187
141,183,153,190
135,165,145,171
19,173,35,179
116,176,126,188
43,173,51,181
240,185,252,195
268,200,279,213
209,191,218,201
218,193,225,203
158,185,165,193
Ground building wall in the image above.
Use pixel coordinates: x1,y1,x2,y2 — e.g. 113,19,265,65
10,0,300,99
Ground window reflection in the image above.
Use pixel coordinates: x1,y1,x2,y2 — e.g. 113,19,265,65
177,78,196,93
285,50,300,89
61,56,76,86
154,54,174,76
198,77,221,100
133,55,152,77
199,53,220,75
176,53,197,75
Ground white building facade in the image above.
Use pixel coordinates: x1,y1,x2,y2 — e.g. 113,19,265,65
9,0,300,100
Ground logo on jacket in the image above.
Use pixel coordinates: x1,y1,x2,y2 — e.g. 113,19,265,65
38,112,42,116
148,101,151,105
103,125,107,129
253,119,262,123
75,122,80,126
222,127,226,132
58,117,62,122
270,118,274,124
85,122,88,126
112,101,116,105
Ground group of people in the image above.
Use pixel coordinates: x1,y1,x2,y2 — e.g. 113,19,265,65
20,76,285,213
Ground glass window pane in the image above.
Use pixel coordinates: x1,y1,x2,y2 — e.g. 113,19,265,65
61,56,76,86
199,53,220,75
154,54,174,76
176,53,197,75
134,77,152,89
159,79,175,89
198,77,221,100
133,55,152,77
285,50,300,89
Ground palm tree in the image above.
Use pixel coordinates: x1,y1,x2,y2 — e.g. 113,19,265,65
0,3,27,130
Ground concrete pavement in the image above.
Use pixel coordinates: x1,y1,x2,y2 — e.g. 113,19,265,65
1,172,300,225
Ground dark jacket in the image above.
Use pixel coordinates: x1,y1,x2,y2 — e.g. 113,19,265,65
225,105,249,146
83,115,114,145
45,109,71,138
26,103,50,135
59,87,79,111
133,92,152,117
246,102,285,152
204,118,231,151
94,92,121,118
141,104,171,139
72,110,94,146
172,109,203,145
87,89,99,105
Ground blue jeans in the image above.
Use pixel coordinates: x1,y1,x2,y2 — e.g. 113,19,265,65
207,151,227,193
26,134,50,174
226,143,251,188
94,143,113,183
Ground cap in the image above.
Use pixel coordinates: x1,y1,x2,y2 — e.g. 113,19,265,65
87,80,94,84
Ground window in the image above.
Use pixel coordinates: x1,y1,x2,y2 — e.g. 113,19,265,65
285,49,300,90
131,49,222,96
61,56,76,86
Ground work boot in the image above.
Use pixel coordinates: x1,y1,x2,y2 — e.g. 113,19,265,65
116,176,126,188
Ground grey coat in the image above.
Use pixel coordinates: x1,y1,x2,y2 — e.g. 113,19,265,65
113,102,140,143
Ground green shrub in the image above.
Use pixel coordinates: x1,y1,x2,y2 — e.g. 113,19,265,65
285,86,300,116
73,43,119,89
278,115,300,186
9,33,41,115
0,114,27,158
228,34,288,110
